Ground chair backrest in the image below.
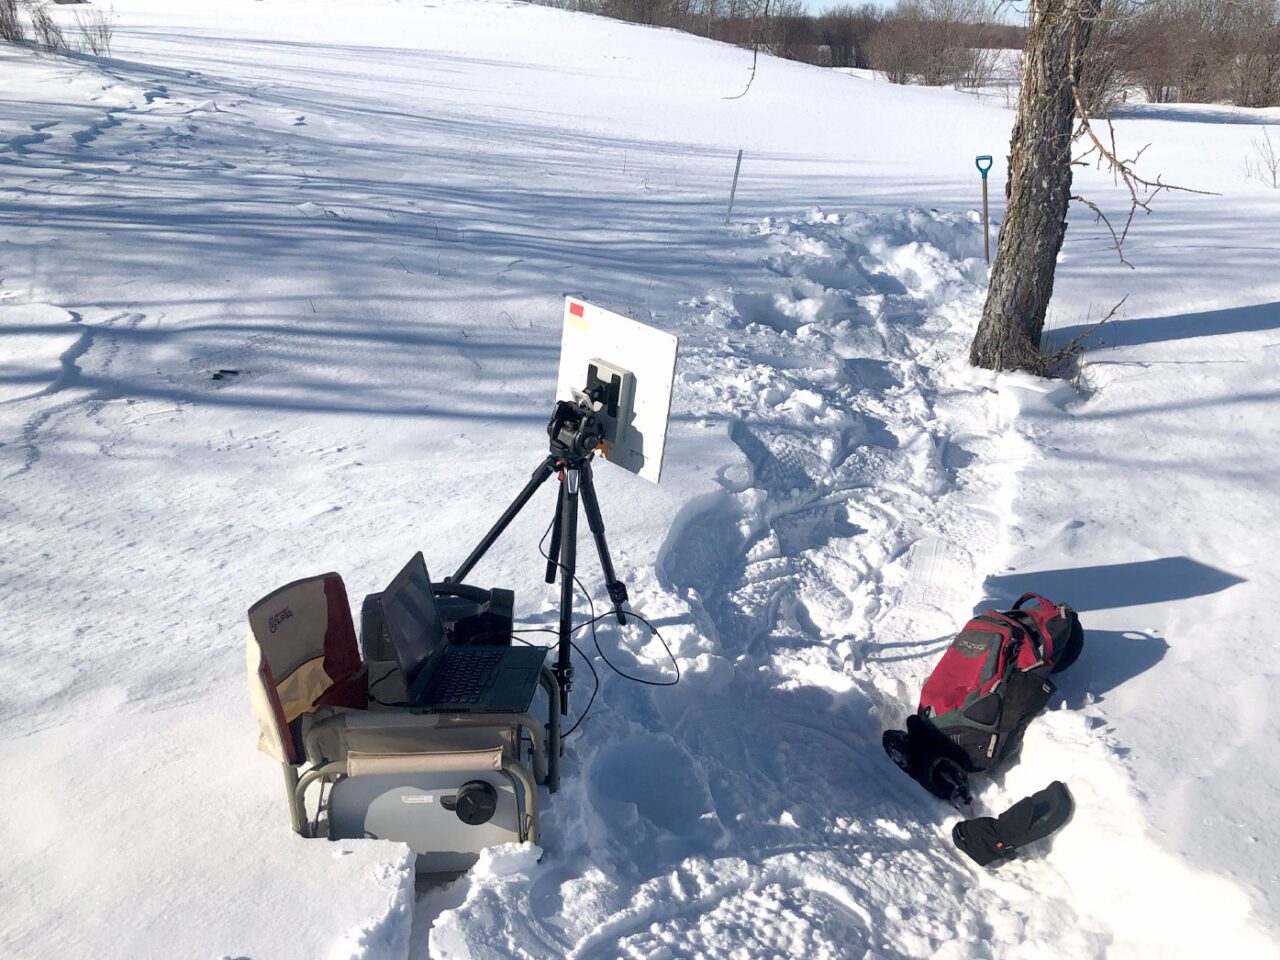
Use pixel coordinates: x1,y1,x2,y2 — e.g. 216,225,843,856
246,572,367,763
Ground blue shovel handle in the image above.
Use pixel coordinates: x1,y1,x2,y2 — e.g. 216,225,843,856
975,155,993,178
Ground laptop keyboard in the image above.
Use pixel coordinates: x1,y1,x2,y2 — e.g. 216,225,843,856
427,648,504,704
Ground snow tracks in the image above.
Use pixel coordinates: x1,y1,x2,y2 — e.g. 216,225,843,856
425,210,1106,959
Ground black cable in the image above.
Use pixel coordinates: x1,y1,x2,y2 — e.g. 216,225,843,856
367,665,409,708
576,609,680,688
534,508,680,737
537,513,680,686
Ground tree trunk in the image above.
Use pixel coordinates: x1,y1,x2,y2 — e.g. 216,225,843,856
969,0,1101,371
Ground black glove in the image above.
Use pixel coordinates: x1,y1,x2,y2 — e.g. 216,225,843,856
953,780,1074,866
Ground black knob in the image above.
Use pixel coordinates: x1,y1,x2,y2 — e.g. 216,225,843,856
454,780,498,825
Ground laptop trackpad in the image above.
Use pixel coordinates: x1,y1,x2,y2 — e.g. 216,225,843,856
500,666,537,686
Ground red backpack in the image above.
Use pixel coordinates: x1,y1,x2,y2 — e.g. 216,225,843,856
917,593,1083,772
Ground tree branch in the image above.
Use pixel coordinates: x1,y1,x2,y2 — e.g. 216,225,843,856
725,0,771,100
1067,15,1218,265
1037,294,1129,374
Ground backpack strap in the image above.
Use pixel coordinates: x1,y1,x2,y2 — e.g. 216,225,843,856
986,609,1045,670
1012,592,1056,613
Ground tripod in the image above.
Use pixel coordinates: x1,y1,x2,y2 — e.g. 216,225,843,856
449,402,629,716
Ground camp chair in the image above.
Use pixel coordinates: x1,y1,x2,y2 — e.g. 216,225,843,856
246,572,558,851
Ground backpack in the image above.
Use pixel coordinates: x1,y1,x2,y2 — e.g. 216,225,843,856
915,593,1083,773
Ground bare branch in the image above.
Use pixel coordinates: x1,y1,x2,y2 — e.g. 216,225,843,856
1070,193,1136,268
1037,294,1129,375
721,0,768,98
724,44,760,99
1244,127,1280,189
1067,25,1217,266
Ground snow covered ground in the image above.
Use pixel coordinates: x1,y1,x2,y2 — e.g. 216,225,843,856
2,1,1280,957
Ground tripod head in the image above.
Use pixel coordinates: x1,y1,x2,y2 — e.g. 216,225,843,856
547,398,603,463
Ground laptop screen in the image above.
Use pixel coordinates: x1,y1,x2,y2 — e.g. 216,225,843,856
378,552,448,694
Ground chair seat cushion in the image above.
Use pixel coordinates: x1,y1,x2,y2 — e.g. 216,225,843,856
305,710,520,765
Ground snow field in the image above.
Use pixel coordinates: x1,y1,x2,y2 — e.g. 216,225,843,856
3,0,1280,957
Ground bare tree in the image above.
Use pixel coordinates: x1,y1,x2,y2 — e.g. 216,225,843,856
1076,0,1137,113
969,0,1105,371
818,3,882,68
31,4,66,53
867,0,998,87
763,0,810,61
970,0,1215,372
73,7,114,57
866,13,921,82
960,27,1002,87
1129,2,1184,103
1123,0,1278,107
1226,0,1280,107
0,0,25,44
1245,127,1280,188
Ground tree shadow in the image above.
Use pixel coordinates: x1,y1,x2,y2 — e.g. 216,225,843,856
1109,103,1279,126
1045,300,1280,352
979,557,1245,613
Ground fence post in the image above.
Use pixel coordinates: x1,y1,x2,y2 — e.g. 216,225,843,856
725,149,744,225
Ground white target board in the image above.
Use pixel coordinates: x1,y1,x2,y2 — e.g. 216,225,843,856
555,298,679,484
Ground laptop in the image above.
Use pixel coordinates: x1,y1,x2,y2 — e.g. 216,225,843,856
378,552,547,714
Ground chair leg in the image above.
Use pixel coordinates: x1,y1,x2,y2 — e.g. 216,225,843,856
292,761,347,839
282,763,305,837
502,759,540,846
539,666,561,793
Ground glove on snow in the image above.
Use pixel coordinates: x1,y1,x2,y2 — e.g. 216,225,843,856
952,780,1074,867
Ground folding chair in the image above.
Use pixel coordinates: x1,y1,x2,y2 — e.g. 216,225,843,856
246,572,558,866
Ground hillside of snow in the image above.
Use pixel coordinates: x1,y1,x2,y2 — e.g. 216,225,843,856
2,1,1280,957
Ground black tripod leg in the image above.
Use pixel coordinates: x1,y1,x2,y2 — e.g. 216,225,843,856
580,461,628,624
544,483,564,584
556,468,579,714
451,455,556,584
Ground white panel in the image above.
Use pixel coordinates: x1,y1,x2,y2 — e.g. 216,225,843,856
555,298,679,484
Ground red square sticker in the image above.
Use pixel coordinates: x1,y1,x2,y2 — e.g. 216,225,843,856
569,302,584,317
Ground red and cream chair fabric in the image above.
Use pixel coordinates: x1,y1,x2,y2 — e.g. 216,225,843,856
246,572,368,765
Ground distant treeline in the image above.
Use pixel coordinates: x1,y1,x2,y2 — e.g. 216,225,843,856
537,0,1280,108
537,2,1024,83
1110,0,1280,108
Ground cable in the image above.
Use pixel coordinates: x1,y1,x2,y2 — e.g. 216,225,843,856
537,513,680,685
534,508,681,738
367,666,409,708
575,609,680,687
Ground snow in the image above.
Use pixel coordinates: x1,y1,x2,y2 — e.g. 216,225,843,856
2,1,1280,957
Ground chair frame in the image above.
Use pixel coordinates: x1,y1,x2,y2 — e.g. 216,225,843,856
280,666,561,844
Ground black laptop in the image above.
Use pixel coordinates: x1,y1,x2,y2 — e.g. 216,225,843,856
378,552,546,714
